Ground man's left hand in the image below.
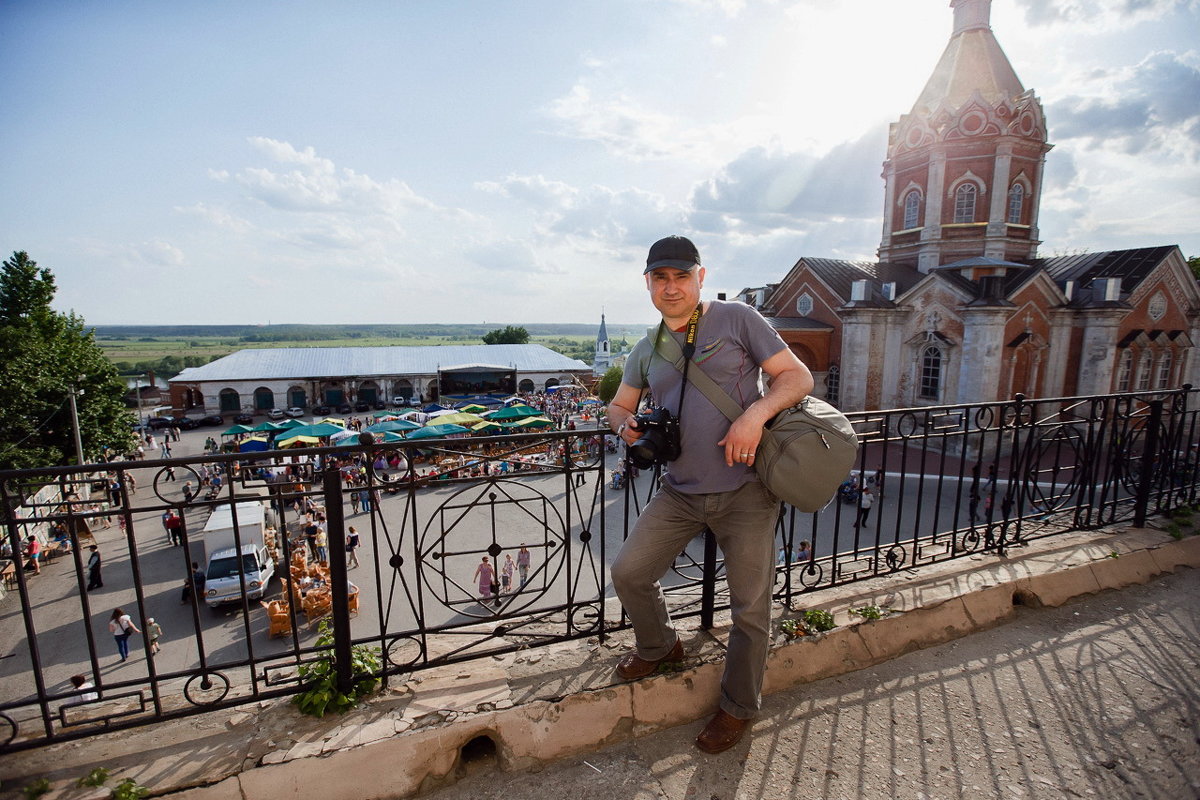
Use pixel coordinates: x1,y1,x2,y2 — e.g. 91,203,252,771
717,415,765,468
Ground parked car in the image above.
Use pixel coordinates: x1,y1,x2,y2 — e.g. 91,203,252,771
285,407,305,417
354,402,370,412
407,397,422,407
312,405,332,416
234,413,254,424
147,417,174,430
199,414,224,427
267,409,286,419
172,417,199,430
336,404,353,414
391,397,407,407
372,401,387,410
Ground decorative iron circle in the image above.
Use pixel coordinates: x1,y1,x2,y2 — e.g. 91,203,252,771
0,711,15,748
1025,424,1084,508
797,562,824,590
385,635,424,669
973,406,996,431
153,464,201,505
958,529,981,553
1001,403,1033,428
183,671,230,706
883,545,907,572
569,602,601,634
417,479,569,620
895,412,922,440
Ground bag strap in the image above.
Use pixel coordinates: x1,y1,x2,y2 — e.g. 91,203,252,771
651,327,747,425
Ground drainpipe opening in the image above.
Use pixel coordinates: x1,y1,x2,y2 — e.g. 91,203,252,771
459,734,499,771
1012,589,1042,608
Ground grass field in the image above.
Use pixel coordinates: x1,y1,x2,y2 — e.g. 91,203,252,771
95,323,643,375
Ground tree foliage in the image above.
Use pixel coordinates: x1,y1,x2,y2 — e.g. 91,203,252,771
481,325,530,345
1188,255,1199,280
597,366,623,404
0,252,135,470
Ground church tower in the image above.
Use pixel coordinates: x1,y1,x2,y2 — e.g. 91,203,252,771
878,0,1052,272
593,313,612,375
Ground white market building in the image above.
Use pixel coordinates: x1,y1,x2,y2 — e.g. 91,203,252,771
167,344,592,415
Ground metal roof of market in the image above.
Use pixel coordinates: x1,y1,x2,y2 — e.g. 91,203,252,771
171,345,591,383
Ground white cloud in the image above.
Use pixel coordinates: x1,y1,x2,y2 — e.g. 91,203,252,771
1050,51,1200,156
1014,0,1197,27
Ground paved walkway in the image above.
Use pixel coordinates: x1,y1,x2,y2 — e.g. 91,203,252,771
426,568,1200,800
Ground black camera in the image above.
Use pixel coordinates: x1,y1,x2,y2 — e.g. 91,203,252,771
626,407,681,469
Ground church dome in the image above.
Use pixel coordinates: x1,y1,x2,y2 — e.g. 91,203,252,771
911,0,1025,115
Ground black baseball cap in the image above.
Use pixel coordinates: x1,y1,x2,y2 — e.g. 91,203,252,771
645,235,701,274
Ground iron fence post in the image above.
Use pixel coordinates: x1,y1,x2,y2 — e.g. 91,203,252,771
322,467,354,695
700,528,716,630
1133,399,1163,527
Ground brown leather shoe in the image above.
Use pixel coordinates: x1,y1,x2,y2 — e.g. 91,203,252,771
615,639,684,680
695,709,749,754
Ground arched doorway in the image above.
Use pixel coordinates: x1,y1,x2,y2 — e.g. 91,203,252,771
518,379,535,393
254,387,274,411
288,386,307,409
219,388,241,413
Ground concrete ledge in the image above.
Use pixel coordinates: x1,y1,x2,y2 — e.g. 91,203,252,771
4,527,1199,800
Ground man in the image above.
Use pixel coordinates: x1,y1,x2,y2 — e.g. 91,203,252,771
181,561,205,605
86,545,103,590
607,235,813,754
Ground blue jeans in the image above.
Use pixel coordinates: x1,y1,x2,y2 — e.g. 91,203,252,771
611,480,779,720
115,632,132,660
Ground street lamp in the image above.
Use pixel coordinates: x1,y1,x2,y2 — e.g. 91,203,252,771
67,379,85,466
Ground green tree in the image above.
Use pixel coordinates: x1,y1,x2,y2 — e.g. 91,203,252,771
1188,255,1199,280
482,325,530,345
597,366,623,404
0,252,135,470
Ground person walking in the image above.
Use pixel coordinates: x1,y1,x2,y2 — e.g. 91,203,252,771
473,557,496,600
350,491,360,515
86,545,103,590
345,526,361,569
856,486,875,529
146,617,163,655
24,536,41,575
517,544,531,587
500,554,515,594
607,235,812,755
108,608,140,662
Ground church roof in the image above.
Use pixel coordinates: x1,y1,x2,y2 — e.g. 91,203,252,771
764,316,834,331
797,258,923,302
911,0,1025,113
1034,246,1177,288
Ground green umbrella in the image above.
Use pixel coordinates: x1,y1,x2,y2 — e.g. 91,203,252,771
249,421,284,432
222,424,254,436
487,405,541,421
406,423,471,440
365,420,421,433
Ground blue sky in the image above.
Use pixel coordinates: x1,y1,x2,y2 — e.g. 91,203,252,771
2,0,1197,326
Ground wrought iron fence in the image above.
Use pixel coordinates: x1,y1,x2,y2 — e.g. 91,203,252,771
0,388,1195,751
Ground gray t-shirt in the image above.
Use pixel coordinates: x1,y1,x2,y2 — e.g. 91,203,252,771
622,299,788,494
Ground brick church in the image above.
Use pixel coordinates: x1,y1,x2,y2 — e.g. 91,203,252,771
741,0,1199,412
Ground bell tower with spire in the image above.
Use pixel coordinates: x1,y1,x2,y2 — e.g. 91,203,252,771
878,0,1052,272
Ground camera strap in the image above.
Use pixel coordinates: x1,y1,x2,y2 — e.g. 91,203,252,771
650,304,702,431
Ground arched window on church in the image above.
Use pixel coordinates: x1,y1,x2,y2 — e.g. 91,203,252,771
1116,350,1133,393
1157,351,1173,389
919,346,942,400
903,190,921,229
826,365,840,406
1136,351,1153,391
1007,183,1024,224
953,183,977,223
